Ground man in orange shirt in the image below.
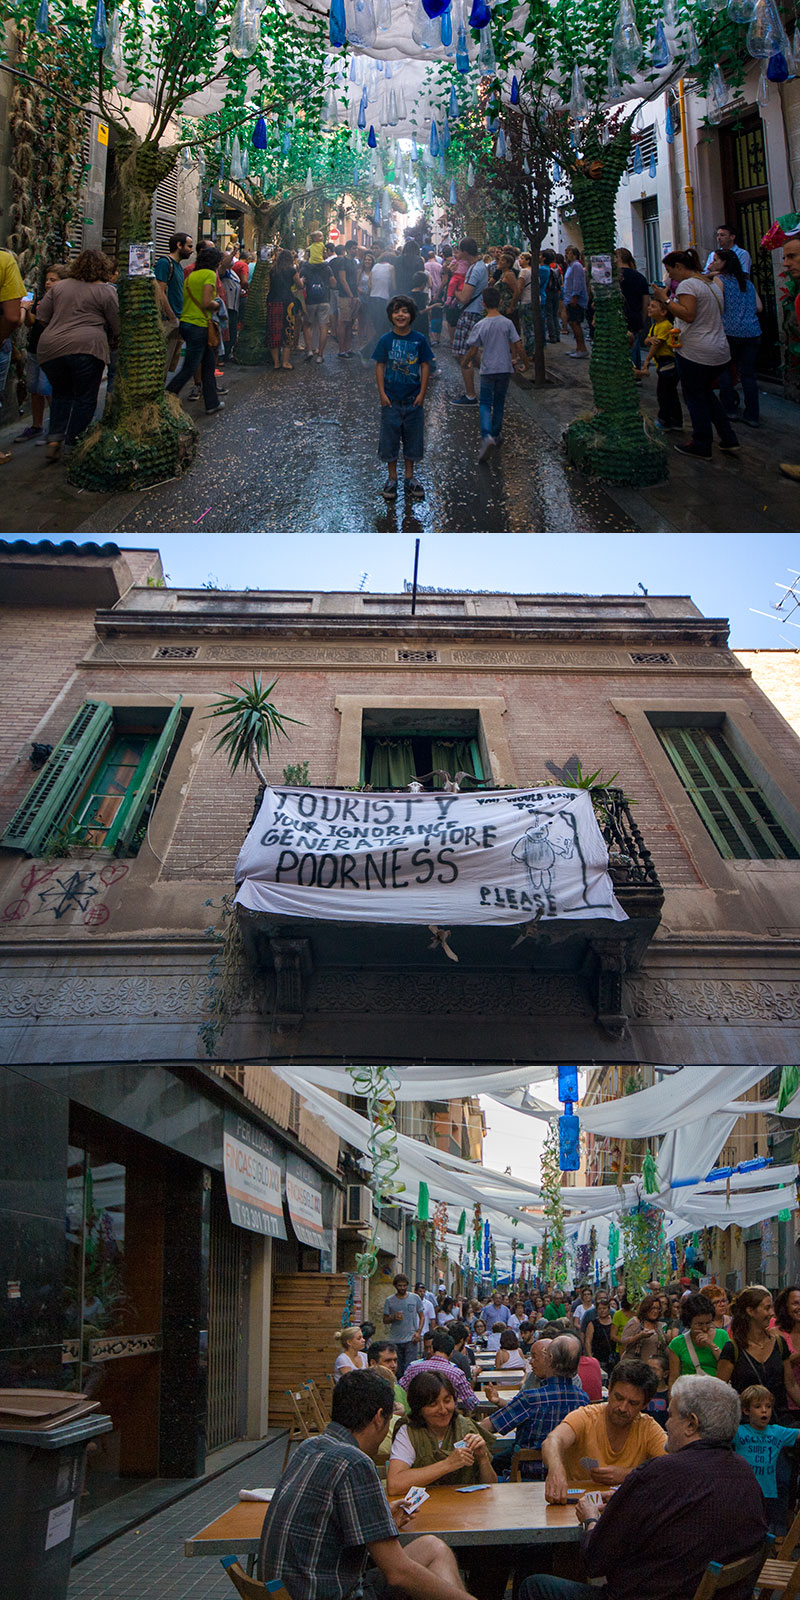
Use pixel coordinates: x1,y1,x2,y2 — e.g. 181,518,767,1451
542,1359,666,1502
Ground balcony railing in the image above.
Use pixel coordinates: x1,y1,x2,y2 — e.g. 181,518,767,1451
595,787,662,893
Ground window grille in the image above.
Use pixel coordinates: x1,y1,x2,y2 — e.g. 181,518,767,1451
396,649,439,664
153,646,199,659
629,651,675,666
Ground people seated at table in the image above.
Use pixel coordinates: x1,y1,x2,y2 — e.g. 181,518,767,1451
447,1322,474,1383
367,1341,409,1414
486,1334,589,1477
645,1353,670,1428
495,1329,527,1371
486,1322,506,1355
520,1375,768,1600
259,1368,478,1600
542,1358,666,1502
387,1371,497,1497
471,1318,488,1349
518,1321,536,1360
400,1328,478,1412
333,1325,368,1382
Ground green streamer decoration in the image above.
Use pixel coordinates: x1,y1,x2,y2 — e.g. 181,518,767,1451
777,1066,800,1114
642,1150,660,1194
418,1181,430,1222
541,1121,568,1286
457,1210,467,1235
347,1064,404,1279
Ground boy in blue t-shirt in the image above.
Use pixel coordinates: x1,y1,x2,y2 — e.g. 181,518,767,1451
734,1383,799,1534
463,284,523,462
372,296,433,501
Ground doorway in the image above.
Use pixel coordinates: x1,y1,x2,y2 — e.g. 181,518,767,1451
638,198,662,286
719,116,779,372
207,1182,251,1452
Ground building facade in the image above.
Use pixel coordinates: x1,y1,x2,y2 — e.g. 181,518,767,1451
2,545,800,1518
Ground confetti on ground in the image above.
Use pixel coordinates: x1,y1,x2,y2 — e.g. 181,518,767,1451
193,506,212,524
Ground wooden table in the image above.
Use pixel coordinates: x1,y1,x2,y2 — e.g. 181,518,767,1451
474,1369,525,1388
185,1482,585,1562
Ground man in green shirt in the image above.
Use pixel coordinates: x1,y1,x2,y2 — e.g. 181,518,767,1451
545,1288,569,1321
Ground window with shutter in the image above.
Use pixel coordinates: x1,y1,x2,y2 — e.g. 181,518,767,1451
2,699,185,858
655,725,800,861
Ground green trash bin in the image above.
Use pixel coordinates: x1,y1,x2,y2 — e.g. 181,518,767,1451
0,1410,112,1600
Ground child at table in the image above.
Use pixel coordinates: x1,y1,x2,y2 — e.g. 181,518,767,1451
486,1321,505,1355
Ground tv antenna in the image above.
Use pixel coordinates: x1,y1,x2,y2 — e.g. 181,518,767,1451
637,581,648,596
751,569,800,641
358,571,369,592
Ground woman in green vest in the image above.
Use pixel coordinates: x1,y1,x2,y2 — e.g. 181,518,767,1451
386,1371,496,1498
667,1292,729,1390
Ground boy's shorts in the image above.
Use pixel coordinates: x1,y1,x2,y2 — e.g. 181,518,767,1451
378,398,424,462
566,304,586,324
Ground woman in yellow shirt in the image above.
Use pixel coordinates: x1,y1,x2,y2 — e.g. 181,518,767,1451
166,244,224,414
643,294,683,432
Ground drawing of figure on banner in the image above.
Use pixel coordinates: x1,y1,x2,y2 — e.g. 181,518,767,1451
511,821,575,918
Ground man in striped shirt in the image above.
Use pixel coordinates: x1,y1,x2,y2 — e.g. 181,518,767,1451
258,1368,476,1600
400,1330,478,1412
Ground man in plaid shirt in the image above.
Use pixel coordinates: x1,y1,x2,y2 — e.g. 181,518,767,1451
486,1335,589,1477
259,1369,476,1600
400,1330,478,1412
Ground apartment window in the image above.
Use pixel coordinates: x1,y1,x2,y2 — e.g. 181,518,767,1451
360,712,485,789
2,698,185,857
655,724,799,861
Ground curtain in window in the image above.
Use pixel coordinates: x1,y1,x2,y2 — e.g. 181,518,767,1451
430,739,479,788
368,738,417,788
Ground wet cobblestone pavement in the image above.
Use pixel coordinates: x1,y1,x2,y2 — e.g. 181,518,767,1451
114,345,631,535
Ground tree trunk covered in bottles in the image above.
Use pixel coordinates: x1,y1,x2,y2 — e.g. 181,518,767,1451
6,28,85,288
235,197,291,365
564,123,667,486
68,136,198,492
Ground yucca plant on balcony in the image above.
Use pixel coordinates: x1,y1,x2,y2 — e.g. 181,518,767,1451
206,675,304,784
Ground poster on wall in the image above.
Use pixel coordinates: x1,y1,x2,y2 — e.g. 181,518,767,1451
223,1113,287,1238
285,1152,325,1249
234,785,627,926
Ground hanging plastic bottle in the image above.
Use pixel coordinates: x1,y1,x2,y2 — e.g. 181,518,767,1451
662,0,677,22
728,0,755,18
652,19,671,66
305,166,314,192
607,53,623,97
649,150,657,176
469,0,490,23
440,7,453,47
91,0,108,50
358,88,368,129
104,7,123,63
373,201,382,229
449,178,458,203
397,88,407,118
442,113,451,149
425,180,434,203
410,138,419,161
633,142,643,173
387,88,398,124
471,81,478,105
449,84,458,117
456,25,470,70
757,63,770,100
682,16,702,63
348,0,377,48
767,49,790,77
746,0,784,56
330,0,346,46
412,1,440,46
438,151,446,174
467,159,475,186
478,22,496,75
522,153,530,172
368,124,377,147
230,134,244,181
708,60,729,103
377,0,392,23
430,118,440,156
553,160,561,181
229,0,261,59
496,126,506,157
634,103,645,130
665,101,674,142
194,0,208,14
612,0,643,72
241,149,250,178
569,63,589,120
510,74,520,104
34,0,49,34
282,127,291,153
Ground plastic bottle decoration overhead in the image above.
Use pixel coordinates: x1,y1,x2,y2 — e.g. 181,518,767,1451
767,48,791,78
745,0,783,48
557,1065,580,1172
358,88,368,129
230,0,261,59
230,134,244,181
34,0,49,33
413,2,441,46
368,124,378,147
421,0,451,19
305,165,314,191
90,0,108,50
665,102,674,142
282,127,292,153
377,0,392,23
349,0,378,48
449,177,458,203
449,84,458,117
478,22,497,75
430,118,440,156
612,0,644,72
456,25,470,69
728,0,756,19
252,115,268,149
329,0,346,46
441,9,453,48
496,126,507,157
510,74,520,103
467,159,475,186
633,141,643,172
569,63,589,121
649,150,657,177
651,18,671,66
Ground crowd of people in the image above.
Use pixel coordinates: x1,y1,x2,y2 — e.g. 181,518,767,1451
0,217,797,483
257,1272,800,1600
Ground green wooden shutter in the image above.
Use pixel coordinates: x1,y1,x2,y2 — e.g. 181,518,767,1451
1,701,114,856
657,726,799,861
105,698,184,853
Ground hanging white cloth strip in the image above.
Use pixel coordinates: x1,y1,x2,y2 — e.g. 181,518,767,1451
578,1064,769,1136
274,1061,565,1101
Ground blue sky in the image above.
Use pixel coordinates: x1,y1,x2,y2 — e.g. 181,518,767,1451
142,533,800,649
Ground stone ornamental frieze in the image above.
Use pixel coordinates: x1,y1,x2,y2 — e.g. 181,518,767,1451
84,641,737,670
626,977,800,1022
309,972,592,1016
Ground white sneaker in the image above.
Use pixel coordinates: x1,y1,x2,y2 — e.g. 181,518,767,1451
478,436,493,462
567,351,589,359
315,355,323,364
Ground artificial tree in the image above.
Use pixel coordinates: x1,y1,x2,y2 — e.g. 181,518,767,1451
1,0,328,487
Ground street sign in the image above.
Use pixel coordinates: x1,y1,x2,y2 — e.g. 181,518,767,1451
328,226,340,242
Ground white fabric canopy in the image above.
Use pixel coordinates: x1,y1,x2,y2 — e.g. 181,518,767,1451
579,1064,772,1137
272,1061,566,1100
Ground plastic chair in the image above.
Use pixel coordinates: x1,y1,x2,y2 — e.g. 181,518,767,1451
221,1558,294,1600
692,1539,773,1600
